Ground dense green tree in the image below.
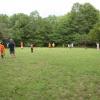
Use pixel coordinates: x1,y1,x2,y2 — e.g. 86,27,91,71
0,14,9,39
56,3,99,46
0,3,100,47
9,13,30,45
89,22,100,42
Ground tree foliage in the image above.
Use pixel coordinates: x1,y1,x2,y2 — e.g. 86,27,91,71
0,3,100,47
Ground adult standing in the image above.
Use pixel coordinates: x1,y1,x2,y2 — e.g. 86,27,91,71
96,42,99,50
31,43,34,53
8,39,16,57
52,42,55,48
20,41,24,49
48,42,51,48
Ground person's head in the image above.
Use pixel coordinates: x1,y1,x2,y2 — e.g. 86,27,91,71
10,38,13,41
0,41,3,45
9,39,14,43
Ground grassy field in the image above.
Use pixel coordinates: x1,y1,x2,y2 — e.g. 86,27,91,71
0,47,100,100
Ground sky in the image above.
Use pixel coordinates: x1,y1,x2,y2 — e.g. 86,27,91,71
0,0,99,17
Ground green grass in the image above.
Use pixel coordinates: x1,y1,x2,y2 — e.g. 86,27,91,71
0,47,100,100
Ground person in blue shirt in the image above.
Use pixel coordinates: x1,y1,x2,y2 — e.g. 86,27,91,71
8,39,16,57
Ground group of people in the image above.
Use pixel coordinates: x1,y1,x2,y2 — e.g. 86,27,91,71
20,41,34,53
0,39,15,59
0,39,35,59
48,42,55,48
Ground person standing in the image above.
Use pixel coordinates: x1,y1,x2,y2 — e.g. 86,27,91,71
20,41,24,49
48,42,51,48
0,42,5,58
52,42,55,48
96,42,99,50
31,43,34,53
8,39,16,57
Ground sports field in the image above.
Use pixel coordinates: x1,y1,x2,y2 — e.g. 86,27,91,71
0,48,100,100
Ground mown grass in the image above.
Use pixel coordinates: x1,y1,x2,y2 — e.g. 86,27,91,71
0,47,100,100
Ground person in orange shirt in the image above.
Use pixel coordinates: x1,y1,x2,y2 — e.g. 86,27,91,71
48,42,51,48
0,42,5,58
20,41,24,49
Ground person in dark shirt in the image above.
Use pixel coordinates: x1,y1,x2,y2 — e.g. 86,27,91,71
31,43,34,53
8,39,16,57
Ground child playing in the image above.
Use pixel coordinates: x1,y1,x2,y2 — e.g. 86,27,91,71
0,42,5,58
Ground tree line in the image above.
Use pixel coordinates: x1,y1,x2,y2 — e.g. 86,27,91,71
0,3,100,47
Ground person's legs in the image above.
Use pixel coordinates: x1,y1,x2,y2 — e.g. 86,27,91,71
1,54,4,58
1,51,4,58
31,48,33,53
10,50,15,57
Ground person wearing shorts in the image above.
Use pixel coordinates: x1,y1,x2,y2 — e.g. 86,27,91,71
0,42,5,58
8,39,15,57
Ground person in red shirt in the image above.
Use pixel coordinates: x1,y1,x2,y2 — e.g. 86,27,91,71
0,42,5,58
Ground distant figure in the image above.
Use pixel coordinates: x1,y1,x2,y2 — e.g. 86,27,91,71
0,42,5,58
68,43,73,48
20,41,24,49
68,44,71,48
71,43,73,48
68,44,70,48
31,43,34,53
48,42,51,48
96,42,99,50
8,39,16,57
52,42,55,48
